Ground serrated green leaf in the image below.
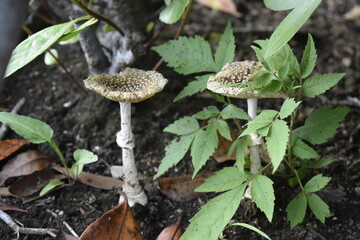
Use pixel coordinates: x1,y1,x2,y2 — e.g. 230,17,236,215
251,175,275,222
266,119,289,172
304,174,331,193
307,158,335,169
180,184,246,240
293,107,349,144
5,18,87,77
240,110,278,137
174,74,210,102
263,0,321,59
209,118,232,141
154,134,195,178
152,36,216,74
214,21,235,71
252,45,270,71
195,167,250,192
286,192,307,228
279,98,301,119
73,149,98,165
292,139,319,159
259,80,282,96
164,116,200,135
264,0,301,11
302,73,345,98
39,179,64,196
300,34,317,78
229,223,271,240
228,137,248,173
191,128,218,177
192,105,220,120
0,112,53,143
307,193,330,223
220,104,250,120
159,0,189,24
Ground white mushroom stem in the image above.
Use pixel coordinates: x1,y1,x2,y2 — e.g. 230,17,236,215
247,98,262,174
116,102,148,206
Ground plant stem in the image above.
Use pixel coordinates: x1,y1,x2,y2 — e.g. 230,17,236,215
48,139,69,170
117,102,148,206
247,98,262,174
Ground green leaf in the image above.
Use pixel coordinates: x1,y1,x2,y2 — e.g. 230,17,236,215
214,21,235,71
5,17,86,77
209,118,232,141
307,193,331,223
174,74,210,102
180,184,246,240
228,137,248,172
292,139,319,159
44,49,58,65
39,179,64,196
286,192,307,228
259,80,282,96
152,36,216,74
0,112,53,144
266,119,290,172
264,0,301,11
229,223,272,240
293,107,349,145
240,110,278,137
159,0,190,24
302,73,345,98
164,116,200,135
251,175,275,222
154,134,195,178
307,158,335,169
190,128,218,177
300,34,317,78
57,17,98,43
220,104,250,120
304,174,331,193
195,167,250,193
73,149,98,165
279,98,301,119
263,0,321,58
192,106,220,120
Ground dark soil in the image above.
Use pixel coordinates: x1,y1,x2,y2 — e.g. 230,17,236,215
1,0,360,239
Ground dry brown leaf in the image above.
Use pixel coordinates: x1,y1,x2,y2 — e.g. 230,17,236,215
343,6,360,20
79,198,143,240
8,169,64,197
196,0,241,17
156,219,182,240
213,128,237,163
0,199,27,212
0,139,29,161
55,230,79,240
157,173,213,202
0,150,52,186
0,187,12,196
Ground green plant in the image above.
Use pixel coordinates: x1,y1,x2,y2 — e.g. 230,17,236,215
0,112,98,195
152,1,349,239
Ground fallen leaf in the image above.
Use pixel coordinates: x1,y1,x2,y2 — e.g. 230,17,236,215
79,198,143,240
213,129,237,163
55,230,79,240
0,199,27,212
343,6,360,20
0,150,53,186
8,169,64,197
157,173,213,202
0,187,12,196
0,139,29,161
196,0,241,17
156,219,183,240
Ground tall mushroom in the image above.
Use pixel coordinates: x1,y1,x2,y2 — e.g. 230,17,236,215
84,68,168,206
207,61,286,174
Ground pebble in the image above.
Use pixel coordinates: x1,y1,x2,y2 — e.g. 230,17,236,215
355,187,360,196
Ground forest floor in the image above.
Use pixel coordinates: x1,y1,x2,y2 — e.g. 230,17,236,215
0,0,360,239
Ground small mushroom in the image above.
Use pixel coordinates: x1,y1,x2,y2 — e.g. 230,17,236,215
84,67,168,206
207,61,287,174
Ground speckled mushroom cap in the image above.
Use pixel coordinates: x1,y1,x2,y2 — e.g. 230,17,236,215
84,68,168,103
207,61,287,98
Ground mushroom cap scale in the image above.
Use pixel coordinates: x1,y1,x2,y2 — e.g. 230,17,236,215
84,68,168,103
207,61,287,99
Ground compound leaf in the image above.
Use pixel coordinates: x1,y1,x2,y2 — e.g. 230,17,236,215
209,118,231,141
307,193,330,223
300,34,317,78
304,174,331,193
286,192,307,228
192,106,220,120
214,21,235,71
291,139,319,159
279,98,301,119
251,175,275,222
164,116,200,135
302,73,345,98
220,104,250,120
174,74,210,102
240,110,278,137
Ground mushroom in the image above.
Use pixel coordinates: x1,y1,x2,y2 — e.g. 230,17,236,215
84,67,168,206
207,61,287,174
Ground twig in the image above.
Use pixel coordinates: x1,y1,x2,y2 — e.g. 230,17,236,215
318,95,360,108
0,97,26,140
46,209,79,237
0,210,57,238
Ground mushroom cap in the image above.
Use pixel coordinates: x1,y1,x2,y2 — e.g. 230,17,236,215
207,61,287,98
84,68,168,103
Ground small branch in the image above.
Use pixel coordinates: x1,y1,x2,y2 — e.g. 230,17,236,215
46,209,79,237
0,210,57,238
318,95,360,108
0,97,25,140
